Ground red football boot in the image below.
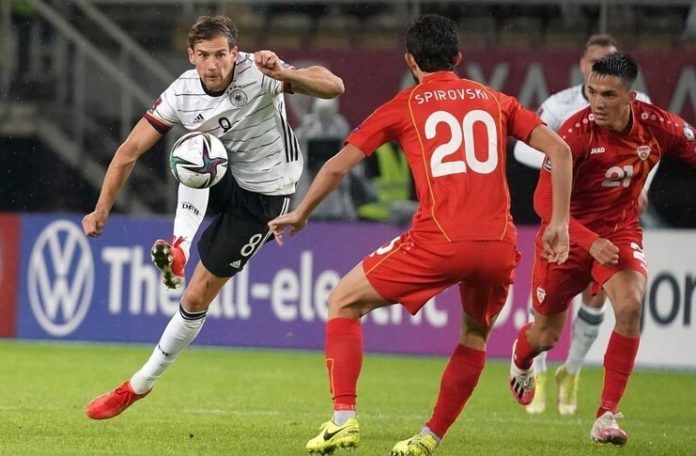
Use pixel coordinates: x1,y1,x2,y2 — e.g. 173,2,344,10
151,236,186,289
508,340,536,406
85,381,150,420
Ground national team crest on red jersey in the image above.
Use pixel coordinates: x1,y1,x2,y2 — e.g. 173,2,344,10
685,125,695,141
636,145,651,161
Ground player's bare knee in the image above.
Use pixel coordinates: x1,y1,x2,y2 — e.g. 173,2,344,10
461,315,492,342
614,301,642,329
460,329,489,349
327,289,362,319
612,285,643,317
181,287,212,313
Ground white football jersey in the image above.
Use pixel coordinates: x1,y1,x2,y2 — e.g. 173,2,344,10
514,84,651,169
146,51,301,195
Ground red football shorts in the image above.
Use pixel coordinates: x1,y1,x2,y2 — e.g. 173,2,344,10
362,232,520,327
532,229,647,315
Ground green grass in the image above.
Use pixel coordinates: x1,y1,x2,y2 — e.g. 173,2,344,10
1,341,694,455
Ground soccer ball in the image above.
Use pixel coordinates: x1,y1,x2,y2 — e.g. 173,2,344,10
169,132,228,189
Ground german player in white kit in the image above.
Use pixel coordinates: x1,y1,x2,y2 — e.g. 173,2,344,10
81,15,344,420
512,34,650,416
146,49,306,285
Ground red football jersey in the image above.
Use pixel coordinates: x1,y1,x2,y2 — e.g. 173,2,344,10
535,100,696,250
347,71,542,243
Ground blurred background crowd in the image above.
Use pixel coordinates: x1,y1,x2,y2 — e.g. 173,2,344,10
1,0,695,227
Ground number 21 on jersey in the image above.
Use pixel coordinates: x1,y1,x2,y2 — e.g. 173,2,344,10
602,165,634,188
425,109,499,177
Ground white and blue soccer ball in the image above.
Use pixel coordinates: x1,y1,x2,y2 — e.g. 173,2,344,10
169,132,228,189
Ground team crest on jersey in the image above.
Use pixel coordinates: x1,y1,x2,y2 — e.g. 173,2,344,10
229,89,248,107
536,287,546,303
636,145,651,161
685,125,695,141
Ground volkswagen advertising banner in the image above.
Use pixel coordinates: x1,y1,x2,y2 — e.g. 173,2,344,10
11,214,696,368
16,214,553,359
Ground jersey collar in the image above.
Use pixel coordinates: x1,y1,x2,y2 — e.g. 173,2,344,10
625,102,637,136
420,71,458,85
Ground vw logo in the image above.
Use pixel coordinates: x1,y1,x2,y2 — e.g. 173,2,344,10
28,220,94,336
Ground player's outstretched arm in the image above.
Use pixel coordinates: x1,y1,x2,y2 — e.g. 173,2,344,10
268,144,364,245
267,211,307,246
82,119,162,237
253,50,344,99
527,124,572,264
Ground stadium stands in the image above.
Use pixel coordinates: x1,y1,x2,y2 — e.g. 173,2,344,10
33,2,696,52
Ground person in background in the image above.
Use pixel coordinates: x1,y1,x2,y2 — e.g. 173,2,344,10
293,97,357,220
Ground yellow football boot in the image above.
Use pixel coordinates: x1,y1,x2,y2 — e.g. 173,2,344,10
390,434,438,456
306,418,360,455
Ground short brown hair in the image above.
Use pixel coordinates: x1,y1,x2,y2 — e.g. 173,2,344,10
188,15,238,49
584,34,618,52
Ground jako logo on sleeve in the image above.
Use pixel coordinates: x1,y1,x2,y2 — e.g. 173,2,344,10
28,220,94,337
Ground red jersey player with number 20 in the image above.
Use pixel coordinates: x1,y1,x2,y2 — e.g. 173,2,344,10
268,14,572,456
509,52,696,446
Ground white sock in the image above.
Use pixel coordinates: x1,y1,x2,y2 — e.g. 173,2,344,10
173,184,209,260
332,410,356,425
565,303,605,375
532,350,547,374
420,426,442,443
130,305,207,394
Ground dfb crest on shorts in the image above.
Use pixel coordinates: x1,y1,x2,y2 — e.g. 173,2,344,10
229,89,248,107
636,145,651,161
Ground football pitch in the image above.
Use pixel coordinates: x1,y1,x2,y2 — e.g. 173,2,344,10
1,341,694,455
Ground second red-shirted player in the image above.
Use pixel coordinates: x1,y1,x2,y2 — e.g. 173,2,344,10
510,52,696,446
